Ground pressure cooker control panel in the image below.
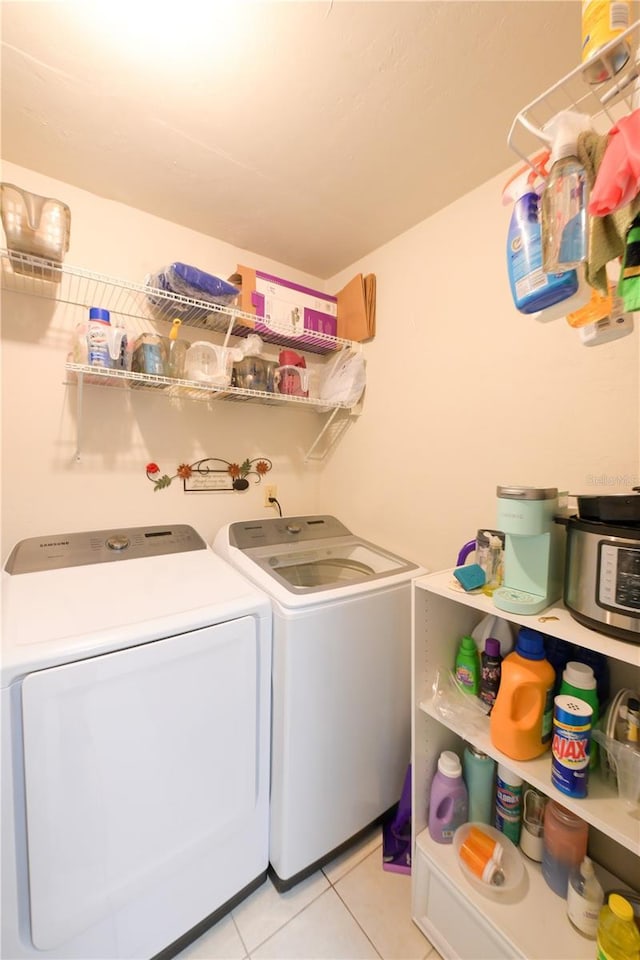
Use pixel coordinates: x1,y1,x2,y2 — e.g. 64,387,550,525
599,543,640,614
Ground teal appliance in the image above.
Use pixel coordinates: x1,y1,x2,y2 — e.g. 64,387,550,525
493,486,563,615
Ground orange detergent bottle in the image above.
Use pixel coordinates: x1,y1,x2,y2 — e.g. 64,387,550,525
490,627,555,761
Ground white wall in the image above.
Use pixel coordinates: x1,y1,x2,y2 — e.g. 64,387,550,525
322,169,640,571
2,161,639,572
0,162,327,560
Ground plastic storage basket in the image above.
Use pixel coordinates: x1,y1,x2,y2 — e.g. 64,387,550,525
0,182,71,280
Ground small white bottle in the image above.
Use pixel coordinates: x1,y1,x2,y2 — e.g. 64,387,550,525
86,306,112,368
567,856,604,939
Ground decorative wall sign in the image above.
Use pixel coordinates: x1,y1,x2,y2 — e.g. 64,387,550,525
145,457,272,492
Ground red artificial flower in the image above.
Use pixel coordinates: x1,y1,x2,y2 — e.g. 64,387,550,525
146,462,160,475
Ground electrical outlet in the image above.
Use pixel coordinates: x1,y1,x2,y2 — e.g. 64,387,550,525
264,484,277,508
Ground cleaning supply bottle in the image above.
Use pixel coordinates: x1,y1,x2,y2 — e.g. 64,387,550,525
165,318,189,379
428,750,468,843
559,661,600,769
489,627,555,761
541,110,593,272
503,156,580,315
479,638,502,711
543,633,574,695
455,635,480,696
463,746,495,824
87,307,112,368
471,614,514,658
596,893,640,960
567,856,604,939
494,763,523,845
582,0,633,85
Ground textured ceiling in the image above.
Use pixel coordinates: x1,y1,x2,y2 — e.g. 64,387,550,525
1,1,582,278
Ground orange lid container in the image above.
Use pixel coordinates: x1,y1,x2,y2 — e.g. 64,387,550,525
490,628,555,761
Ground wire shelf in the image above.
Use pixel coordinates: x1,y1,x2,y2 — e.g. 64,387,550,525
1,250,350,356
508,19,640,176
65,363,354,411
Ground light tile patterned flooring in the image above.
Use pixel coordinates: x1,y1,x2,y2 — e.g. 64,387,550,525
177,828,441,960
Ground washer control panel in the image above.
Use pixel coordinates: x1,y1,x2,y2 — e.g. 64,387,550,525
5,525,206,574
229,515,352,550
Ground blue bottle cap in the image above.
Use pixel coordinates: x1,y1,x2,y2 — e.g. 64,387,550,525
516,627,546,660
89,307,110,323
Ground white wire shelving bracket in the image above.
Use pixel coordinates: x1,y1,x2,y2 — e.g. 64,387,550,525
508,20,640,177
1,250,362,461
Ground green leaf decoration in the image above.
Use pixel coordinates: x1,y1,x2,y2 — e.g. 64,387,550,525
154,474,173,491
239,458,252,477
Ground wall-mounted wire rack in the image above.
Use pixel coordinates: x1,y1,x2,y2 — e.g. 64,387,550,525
508,19,640,178
2,249,361,462
64,362,353,411
1,249,352,355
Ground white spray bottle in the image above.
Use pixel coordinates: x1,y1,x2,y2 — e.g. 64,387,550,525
540,110,593,273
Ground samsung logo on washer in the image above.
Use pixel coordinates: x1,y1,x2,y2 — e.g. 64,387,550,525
501,512,525,521
40,540,69,548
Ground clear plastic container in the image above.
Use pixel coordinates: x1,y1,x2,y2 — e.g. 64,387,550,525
0,182,70,279
541,800,588,898
131,334,168,377
184,342,233,386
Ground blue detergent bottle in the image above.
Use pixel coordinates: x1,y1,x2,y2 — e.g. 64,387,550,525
504,157,580,315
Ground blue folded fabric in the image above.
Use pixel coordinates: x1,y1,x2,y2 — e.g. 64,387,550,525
147,262,239,317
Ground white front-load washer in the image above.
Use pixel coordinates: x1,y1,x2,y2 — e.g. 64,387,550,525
214,515,424,891
1,524,271,960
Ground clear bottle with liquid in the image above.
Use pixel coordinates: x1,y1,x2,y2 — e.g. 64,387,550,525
541,111,592,272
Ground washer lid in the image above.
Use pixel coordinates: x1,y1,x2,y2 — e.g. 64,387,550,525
229,536,421,599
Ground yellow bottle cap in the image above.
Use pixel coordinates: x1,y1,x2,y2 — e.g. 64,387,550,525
609,893,634,922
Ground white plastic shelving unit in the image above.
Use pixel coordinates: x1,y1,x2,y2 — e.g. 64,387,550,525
1,250,361,461
411,570,640,960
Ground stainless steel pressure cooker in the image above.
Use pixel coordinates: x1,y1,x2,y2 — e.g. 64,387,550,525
561,491,640,643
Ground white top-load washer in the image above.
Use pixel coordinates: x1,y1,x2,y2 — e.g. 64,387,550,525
214,515,424,891
1,524,271,960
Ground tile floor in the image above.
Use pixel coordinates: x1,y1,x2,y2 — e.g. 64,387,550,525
177,828,440,960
